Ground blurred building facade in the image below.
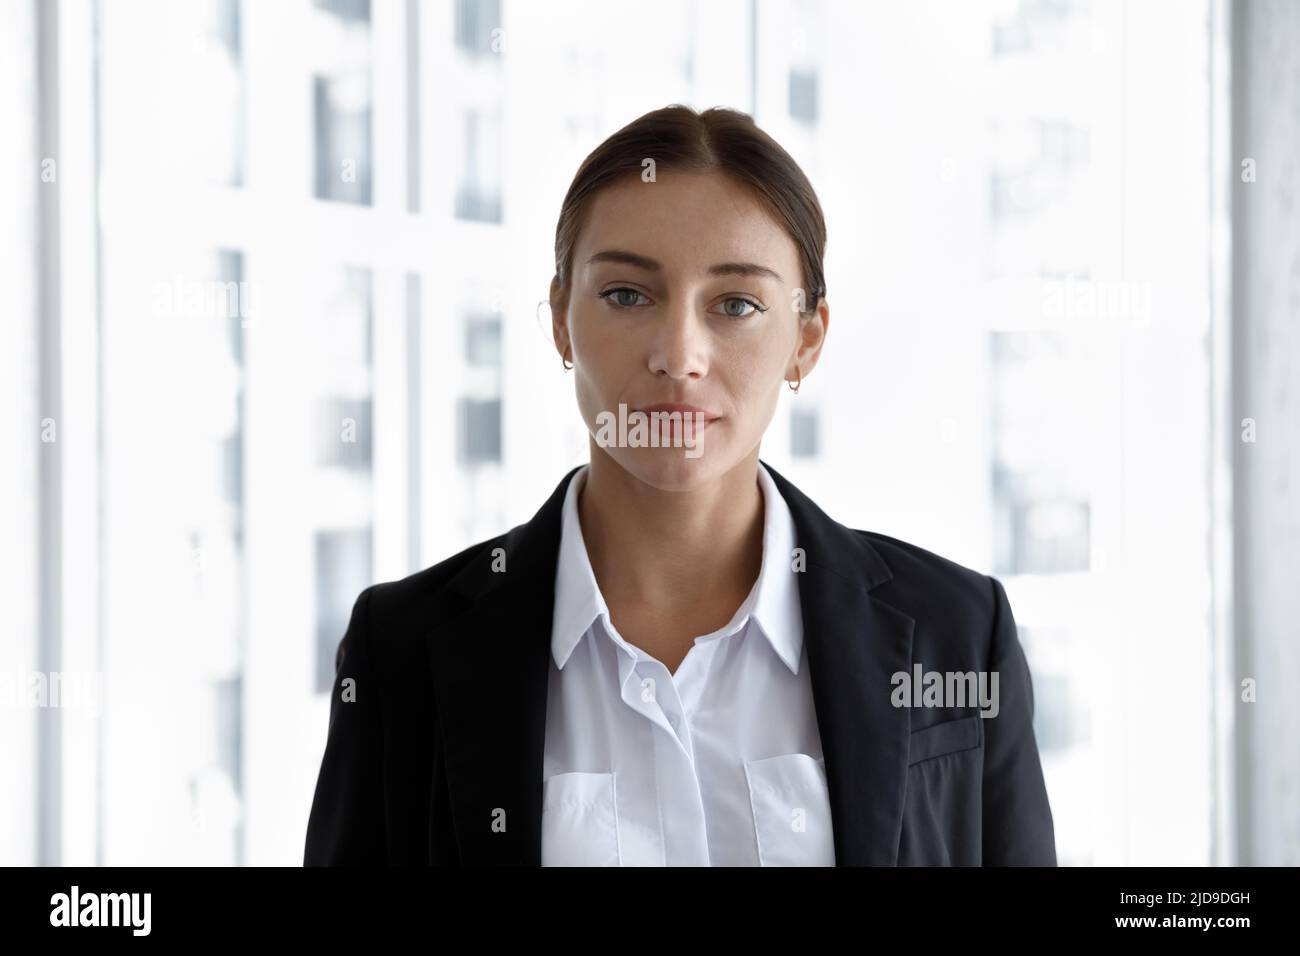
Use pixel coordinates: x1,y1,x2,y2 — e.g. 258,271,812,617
6,0,1258,867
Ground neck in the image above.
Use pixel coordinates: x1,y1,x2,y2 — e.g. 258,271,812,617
577,445,766,612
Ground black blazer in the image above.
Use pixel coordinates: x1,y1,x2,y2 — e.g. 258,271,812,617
304,460,1057,866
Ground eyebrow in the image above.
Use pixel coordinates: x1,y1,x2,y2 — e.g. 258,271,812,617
585,249,784,282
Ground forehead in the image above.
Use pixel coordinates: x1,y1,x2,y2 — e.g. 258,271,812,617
574,171,800,281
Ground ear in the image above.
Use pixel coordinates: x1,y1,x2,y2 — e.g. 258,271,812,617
549,275,571,358
787,297,829,380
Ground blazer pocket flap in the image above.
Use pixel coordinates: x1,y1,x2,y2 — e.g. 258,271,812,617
908,715,983,766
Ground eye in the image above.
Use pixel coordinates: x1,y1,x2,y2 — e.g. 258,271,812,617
597,287,650,309
712,296,767,319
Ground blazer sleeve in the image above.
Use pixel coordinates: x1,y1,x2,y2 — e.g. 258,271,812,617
304,584,388,865
981,575,1057,865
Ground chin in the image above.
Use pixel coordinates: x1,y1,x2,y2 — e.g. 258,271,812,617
610,444,733,492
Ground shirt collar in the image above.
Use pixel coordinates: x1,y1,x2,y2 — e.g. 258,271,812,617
550,461,804,674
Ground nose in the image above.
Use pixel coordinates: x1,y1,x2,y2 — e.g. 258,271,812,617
647,296,709,381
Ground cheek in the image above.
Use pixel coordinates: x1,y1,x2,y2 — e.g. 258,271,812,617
571,317,627,399
734,372,783,432
569,303,622,368
572,362,605,425
718,336,788,424
571,333,629,428
716,331,789,386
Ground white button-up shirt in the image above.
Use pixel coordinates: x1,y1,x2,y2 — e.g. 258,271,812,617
542,462,835,866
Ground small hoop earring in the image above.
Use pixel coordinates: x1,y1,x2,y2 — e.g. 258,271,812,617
561,345,574,371
787,366,801,393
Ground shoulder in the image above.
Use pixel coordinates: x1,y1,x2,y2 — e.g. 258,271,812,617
765,459,999,628
371,533,504,605
858,530,996,611
852,528,1003,659
352,530,512,657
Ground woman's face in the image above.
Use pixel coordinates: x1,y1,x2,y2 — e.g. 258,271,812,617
553,170,827,491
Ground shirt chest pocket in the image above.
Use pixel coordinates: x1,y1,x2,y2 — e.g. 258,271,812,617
540,771,622,867
743,753,836,866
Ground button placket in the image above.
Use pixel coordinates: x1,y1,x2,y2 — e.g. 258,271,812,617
617,654,694,761
655,667,695,763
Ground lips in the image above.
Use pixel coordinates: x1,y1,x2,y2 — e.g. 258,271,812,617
635,402,720,421
632,403,719,446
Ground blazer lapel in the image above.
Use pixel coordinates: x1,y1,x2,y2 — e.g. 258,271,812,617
761,461,915,866
426,466,579,865
426,460,914,866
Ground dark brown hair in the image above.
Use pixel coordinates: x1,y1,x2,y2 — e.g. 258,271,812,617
551,104,827,316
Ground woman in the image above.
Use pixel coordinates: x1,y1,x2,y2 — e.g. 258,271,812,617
304,104,1056,867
